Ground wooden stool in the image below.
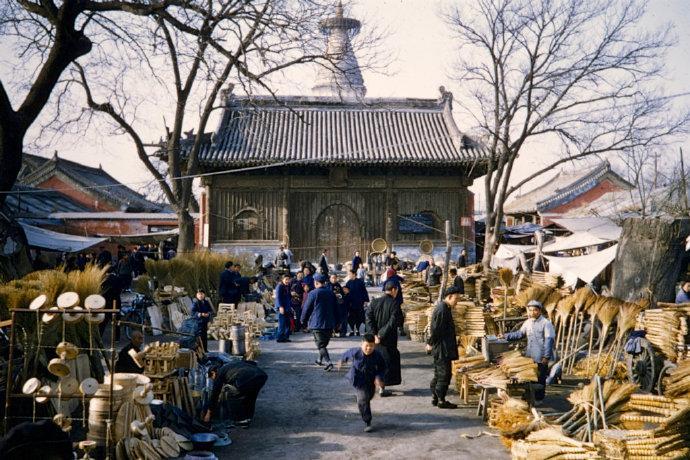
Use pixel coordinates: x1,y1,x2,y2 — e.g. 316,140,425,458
459,374,470,404
476,385,497,421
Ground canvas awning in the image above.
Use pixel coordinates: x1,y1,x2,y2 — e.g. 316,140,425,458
19,223,106,253
104,228,179,245
545,244,618,287
491,244,537,271
549,217,621,240
543,233,612,253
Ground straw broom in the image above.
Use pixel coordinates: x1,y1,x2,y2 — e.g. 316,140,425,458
562,288,591,373
499,268,513,320
585,297,605,375
554,296,575,358
593,299,620,375
607,302,644,378
567,288,598,373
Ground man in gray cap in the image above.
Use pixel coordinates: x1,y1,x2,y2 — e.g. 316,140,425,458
426,285,462,409
502,299,556,403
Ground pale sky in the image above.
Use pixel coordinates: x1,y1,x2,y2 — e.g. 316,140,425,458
3,0,689,206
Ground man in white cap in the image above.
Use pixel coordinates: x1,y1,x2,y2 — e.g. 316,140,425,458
502,299,555,403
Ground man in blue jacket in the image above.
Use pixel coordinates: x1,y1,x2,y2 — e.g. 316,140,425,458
191,289,214,352
345,269,369,336
274,273,293,343
301,273,337,371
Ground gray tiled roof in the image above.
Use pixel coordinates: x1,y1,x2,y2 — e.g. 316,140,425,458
198,96,489,168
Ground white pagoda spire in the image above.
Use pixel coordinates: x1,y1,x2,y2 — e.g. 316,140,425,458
312,1,366,100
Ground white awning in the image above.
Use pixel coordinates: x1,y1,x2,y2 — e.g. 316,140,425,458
549,217,621,240
491,244,536,271
543,232,612,253
19,223,106,253
545,244,618,287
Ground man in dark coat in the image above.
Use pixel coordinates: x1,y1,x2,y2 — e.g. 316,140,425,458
448,268,465,294
274,273,293,343
319,249,330,276
457,248,467,268
290,272,306,331
366,281,403,395
301,274,338,371
426,286,461,409
345,269,369,336
203,361,268,426
218,261,238,304
351,251,363,272
329,274,348,338
115,330,145,373
191,289,214,351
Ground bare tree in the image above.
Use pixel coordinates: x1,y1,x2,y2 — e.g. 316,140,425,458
66,0,380,253
445,0,689,268
0,0,186,207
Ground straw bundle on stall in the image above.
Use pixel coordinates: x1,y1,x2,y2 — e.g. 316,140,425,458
512,284,553,309
511,427,599,460
488,394,549,449
467,366,510,390
573,354,627,380
663,360,690,398
638,309,685,362
498,350,538,382
591,298,621,374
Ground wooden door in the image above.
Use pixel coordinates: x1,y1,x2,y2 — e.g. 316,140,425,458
316,204,362,265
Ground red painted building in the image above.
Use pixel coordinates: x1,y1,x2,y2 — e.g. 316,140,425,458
504,161,633,227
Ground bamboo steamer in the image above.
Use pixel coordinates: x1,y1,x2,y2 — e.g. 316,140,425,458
104,373,139,401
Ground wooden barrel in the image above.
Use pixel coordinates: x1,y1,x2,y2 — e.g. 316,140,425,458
87,384,124,446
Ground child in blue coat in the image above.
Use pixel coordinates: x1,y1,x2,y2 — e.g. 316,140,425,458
338,334,387,432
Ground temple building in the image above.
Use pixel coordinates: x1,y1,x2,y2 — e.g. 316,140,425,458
197,4,489,263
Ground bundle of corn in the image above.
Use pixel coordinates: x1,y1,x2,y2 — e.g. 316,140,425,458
489,394,548,449
557,379,638,441
498,350,538,382
511,427,599,460
663,359,690,398
638,309,685,362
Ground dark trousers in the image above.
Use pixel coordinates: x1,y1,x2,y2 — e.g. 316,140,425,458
291,305,302,330
198,324,208,352
348,308,364,334
536,362,548,401
277,313,290,341
313,330,332,364
355,383,375,424
430,358,452,401
224,376,267,421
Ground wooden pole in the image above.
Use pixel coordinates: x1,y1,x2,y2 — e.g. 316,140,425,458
680,147,688,212
438,220,451,303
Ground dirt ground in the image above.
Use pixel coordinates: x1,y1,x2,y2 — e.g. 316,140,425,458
215,332,509,460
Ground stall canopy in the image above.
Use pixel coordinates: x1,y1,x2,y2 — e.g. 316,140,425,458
19,223,106,253
550,217,621,240
103,228,179,245
545,244,618,287
491,244,537,271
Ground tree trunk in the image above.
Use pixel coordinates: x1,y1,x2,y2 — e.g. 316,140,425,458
482,228,496,270
610,217,690,302
0,128,24,207
176,211,195,254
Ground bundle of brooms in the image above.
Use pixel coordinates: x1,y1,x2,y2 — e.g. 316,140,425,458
489,393,549,449
662,359,690,398
511,427,599,460
555,379,638,442
498,350,538,382
637,309,685,362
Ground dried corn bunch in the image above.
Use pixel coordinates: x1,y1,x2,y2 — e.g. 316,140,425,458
663,360,690,398
511,427,599,460
638,309,685,362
